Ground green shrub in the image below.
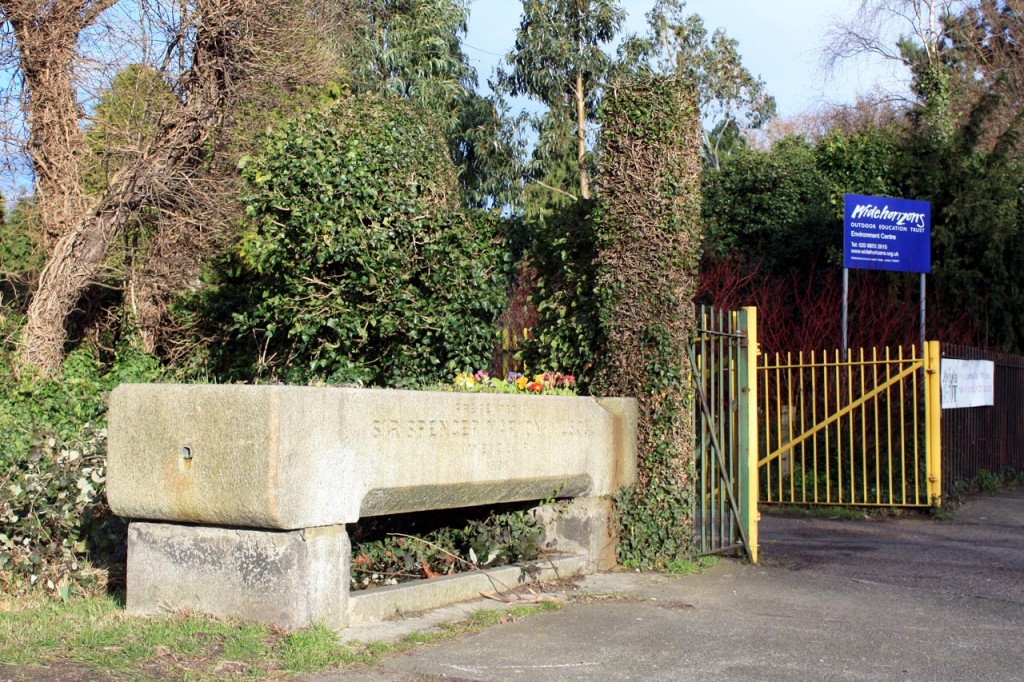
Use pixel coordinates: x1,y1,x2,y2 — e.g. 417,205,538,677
520,201,602,391
0,343,163,595
194,94,508,388
976,468,999,493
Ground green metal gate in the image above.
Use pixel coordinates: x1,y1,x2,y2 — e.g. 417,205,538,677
689,306,759,562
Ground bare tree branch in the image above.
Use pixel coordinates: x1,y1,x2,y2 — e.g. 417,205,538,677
8,0,341,375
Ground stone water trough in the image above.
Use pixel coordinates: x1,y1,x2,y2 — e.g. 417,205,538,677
106,384,637,631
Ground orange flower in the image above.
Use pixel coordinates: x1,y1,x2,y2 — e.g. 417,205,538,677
526,381,543,392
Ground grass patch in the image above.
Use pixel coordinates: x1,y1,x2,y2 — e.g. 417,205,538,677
0,594,564,680
0,595,370,679
662,556,722,575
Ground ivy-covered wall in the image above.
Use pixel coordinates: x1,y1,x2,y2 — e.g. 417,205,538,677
592,76,703,568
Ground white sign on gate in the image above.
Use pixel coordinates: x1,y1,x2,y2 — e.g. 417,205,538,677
941,358,995,409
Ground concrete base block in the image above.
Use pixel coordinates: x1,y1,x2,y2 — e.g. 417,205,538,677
534,497,618,571
126,522,349,630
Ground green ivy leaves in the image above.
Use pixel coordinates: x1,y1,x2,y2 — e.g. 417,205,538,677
196,95,508,388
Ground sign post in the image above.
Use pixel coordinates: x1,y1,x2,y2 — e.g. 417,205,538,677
842,194,932,353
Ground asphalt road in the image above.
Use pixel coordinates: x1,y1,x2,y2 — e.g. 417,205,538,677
757,490,1024,604
326,490,1024,681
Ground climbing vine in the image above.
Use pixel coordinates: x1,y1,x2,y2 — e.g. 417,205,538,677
591,75,703,567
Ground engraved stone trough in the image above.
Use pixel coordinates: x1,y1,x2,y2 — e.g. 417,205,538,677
106,384,637,631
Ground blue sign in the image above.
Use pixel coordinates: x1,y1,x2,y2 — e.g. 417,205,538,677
843,194,931,273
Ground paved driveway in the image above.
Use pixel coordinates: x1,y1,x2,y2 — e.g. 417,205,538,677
327,490,1024,681
758,489,1024,603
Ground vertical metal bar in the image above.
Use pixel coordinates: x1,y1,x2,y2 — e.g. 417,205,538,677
732,311,741,550
811,349,820,503
860,347,868,504
898,345,908,505
798,350,810,504
762,352,771,503
912,344,922,505
787,351,795,502
708,308,717,549
885,346,894,505
847,348,855,505
925,340,943,505
716,308,726,546
823,350,831,503
698,307,708,551
872,347,881,504
737,307,758,563
729,311,738,550
920,273,926,353
776,351,784,502
834,348,843,504
823,350,832,504
704,308,714,549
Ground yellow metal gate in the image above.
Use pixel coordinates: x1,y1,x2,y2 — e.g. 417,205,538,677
758,342,942,507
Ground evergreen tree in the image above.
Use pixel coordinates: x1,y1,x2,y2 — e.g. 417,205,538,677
340,0,523,208
619,0,775,169
498,0,625,212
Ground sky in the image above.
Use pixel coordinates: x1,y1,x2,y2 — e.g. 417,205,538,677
464,0,911,120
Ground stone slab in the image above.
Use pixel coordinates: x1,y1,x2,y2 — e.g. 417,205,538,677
347,553,587,627
125,522,349,630
107,385,637,529
533,497,618,571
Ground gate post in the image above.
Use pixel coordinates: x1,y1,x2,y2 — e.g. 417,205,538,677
737,307,759,563
924,340,942,506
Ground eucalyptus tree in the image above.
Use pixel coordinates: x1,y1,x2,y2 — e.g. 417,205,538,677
498,0,626,205
339,0,523,208
619,0,776,170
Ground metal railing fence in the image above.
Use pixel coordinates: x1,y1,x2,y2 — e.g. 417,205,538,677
941,344,1024,491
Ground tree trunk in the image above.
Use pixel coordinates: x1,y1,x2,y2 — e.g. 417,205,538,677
10,0,335,377
576,70,590,200
7,2,93,252
20,209,123,375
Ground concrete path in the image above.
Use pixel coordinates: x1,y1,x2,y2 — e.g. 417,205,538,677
316,490,1024,681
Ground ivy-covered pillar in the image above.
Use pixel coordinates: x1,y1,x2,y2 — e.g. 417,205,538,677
592,75,703,568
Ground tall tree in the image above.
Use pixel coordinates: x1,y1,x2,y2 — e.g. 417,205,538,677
339,0,523,208
3,0,337,376
931,1,1024,153
498,0,625,205
619,0,776,170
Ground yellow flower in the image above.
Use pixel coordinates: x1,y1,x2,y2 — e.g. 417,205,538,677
517,376,528,390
